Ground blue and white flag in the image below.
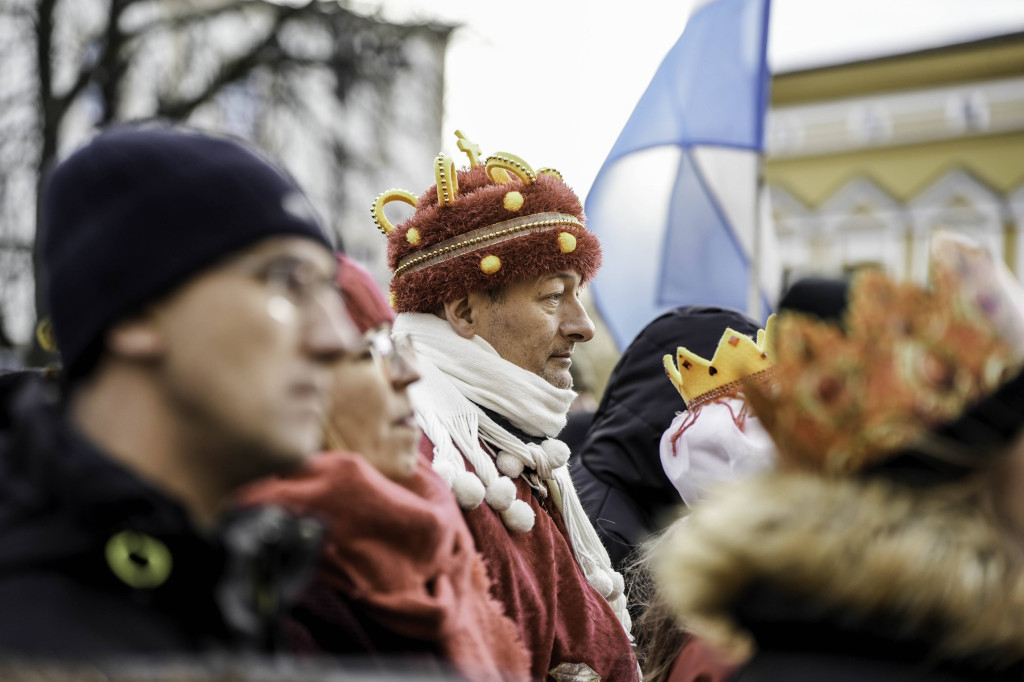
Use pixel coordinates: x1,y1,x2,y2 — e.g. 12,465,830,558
586,0,776,349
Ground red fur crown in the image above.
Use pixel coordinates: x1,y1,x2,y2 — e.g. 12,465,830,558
371,131,602,313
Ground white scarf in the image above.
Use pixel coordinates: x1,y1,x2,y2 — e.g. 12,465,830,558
393,312,632,635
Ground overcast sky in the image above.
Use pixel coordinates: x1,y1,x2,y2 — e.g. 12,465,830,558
352,0,1024,198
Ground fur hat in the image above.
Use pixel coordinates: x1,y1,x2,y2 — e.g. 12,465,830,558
371,132,601,312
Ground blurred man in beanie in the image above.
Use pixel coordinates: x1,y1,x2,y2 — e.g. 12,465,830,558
0,125,360,658
373,132,637,681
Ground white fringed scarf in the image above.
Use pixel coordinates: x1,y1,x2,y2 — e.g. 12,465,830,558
393,312,632,635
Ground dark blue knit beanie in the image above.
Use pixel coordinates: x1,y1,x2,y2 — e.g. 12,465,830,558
41,125,333,383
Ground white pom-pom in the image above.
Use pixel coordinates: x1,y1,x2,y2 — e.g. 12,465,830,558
452,471,485,509
432,459,457,486
496,451,525,478
587,569,614,599
527,442,546,461
485,476,517,511
541,439,571,468
608,570,625,601
500,498,535,533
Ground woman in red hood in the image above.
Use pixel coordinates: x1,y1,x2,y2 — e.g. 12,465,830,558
241,254,530,681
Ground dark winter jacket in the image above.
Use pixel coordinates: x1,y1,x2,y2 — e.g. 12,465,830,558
0,371,321,659
655,471,1024,682
730,584,1018,681
572,306,759,570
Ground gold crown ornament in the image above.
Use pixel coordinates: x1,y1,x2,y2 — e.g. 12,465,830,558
663,317,776,409
745,245,1022,476
369,130,602,314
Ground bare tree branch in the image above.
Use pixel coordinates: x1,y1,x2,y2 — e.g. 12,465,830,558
16,0,426,362
155,5,311,120
124,0,252,37
35,0,59,173
27,0,61,365
95,0,136,124
52,56,98,121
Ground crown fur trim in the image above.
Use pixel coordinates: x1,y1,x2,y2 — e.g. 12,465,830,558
372,132,601,313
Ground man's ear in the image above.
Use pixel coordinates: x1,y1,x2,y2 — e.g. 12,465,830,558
442,295,479,340
106,315,164,360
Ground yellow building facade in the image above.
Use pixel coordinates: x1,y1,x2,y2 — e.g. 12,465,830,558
764,32,1024,286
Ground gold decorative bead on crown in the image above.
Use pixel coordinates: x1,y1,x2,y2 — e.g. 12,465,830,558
504,191,525,212
481,255,501,274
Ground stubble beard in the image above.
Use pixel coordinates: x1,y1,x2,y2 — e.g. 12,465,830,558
483,309,574,390
541,366,574,390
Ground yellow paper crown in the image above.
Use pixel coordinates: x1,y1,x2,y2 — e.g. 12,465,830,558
745,260,1021,476
663,316,776,408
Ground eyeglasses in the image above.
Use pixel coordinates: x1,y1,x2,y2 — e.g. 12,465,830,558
363,327,418,382
258,257,342,313
234,253,361,350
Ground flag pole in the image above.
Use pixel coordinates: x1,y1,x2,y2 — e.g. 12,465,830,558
748,153,765,321
748,0,772,323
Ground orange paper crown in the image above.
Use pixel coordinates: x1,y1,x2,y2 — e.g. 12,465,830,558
746,252,1021,476
663,317,776,408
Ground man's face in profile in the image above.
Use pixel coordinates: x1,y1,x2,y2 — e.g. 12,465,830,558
469,270,594,390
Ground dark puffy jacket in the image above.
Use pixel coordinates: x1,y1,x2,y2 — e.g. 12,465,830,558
572,306,759,570
732,582,1024,682
0,371,320,659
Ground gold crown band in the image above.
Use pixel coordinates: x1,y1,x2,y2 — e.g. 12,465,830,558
393,211,582,279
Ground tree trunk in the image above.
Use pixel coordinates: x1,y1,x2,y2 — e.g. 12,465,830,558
28,0,60,368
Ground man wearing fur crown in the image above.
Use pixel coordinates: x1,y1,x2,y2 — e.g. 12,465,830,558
371,131,637,681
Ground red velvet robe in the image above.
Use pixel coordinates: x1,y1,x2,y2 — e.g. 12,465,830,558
666,636,737,682
430,437,639,681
